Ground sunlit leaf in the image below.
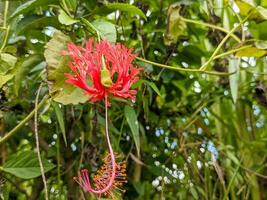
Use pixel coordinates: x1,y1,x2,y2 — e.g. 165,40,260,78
44,31,87,105
235,45,267,57
92,19,117,43
0,53,17,70
58,9,78,25
0,74,14,88
235,0,267,22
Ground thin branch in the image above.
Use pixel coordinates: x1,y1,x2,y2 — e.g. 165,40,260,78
3,1,8,28
34,83,49,200
199,15,250,71
136,57,236,76
181,17,241,43
0,1,9,53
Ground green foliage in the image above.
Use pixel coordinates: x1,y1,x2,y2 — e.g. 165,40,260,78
124,105,140,156
0,0,267,199
44,30,87,105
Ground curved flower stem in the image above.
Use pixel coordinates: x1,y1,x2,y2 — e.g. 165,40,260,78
34,84,49,200
82,95,116,194
135,57,236,76
181,17,241,43
104,95,116,187
0,95,49,145
199,15,250,71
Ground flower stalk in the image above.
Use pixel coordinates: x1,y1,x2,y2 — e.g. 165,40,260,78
74,96,127,198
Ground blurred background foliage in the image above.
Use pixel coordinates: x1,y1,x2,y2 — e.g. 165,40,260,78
0,0,267,199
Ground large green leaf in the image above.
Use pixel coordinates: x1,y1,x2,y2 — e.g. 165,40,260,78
235,0,267,22
9,0,58,19
92,3,147,20
124,105,140,156
2,151,55,179
0,53,17,74
16,16,61,34
58,9,78,25
0,54,18,88
44,31,87,105
235,45,267,57
164,4,187,45
14,55,43,96
92,19,117,43
0,74,14,88
249,21,267,40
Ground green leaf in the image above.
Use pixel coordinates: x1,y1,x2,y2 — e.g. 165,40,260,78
44,31,87,105
142,80,161,97
63,0,77,13
2,182,11,200
92,3,147,20
92,19,117,43
254,40,267,49
9,0,58,19
14,55,43,96
0,74,14,88
190,187,199,200
0,53,17,70
249,21,267,40
52,102,67,146
235,0,255,14
235,45,267,57
235,0,267,22
16,16,61,34
124,105,140,156
0,54,17,75
2,151,55,179
164,4,187,46
228,59,239,104
58,9,79,25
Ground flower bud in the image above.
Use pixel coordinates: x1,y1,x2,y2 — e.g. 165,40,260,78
101,68,113,87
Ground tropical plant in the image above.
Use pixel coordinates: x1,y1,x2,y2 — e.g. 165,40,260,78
0,0,267,199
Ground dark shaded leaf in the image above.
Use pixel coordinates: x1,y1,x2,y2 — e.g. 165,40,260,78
92,3,147,20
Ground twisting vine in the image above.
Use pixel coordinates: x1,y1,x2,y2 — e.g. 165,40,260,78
34,83,49,200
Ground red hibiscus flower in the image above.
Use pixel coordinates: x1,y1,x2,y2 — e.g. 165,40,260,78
64,38,140,104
